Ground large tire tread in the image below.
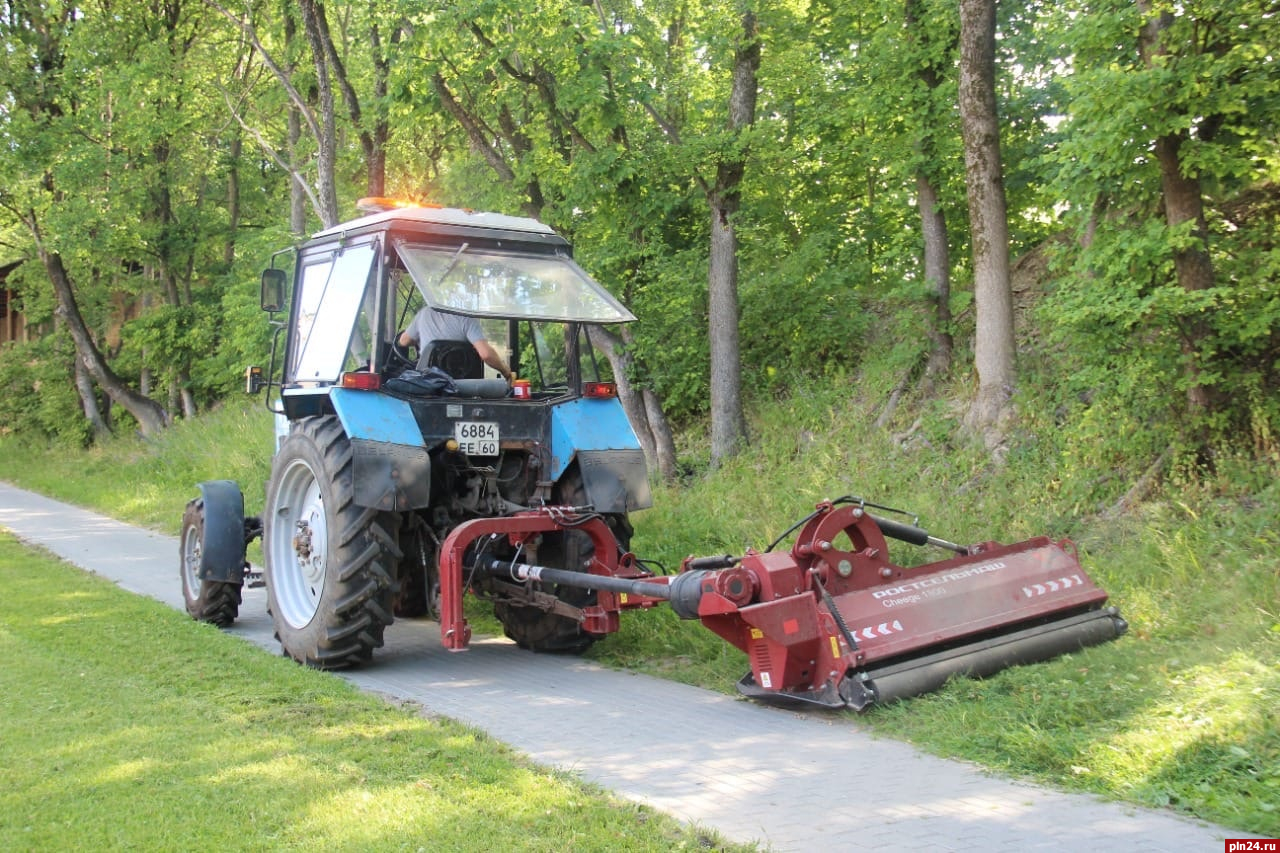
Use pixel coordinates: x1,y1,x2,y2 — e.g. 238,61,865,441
189,582,242,627
181,499,243,628
264,416,398,669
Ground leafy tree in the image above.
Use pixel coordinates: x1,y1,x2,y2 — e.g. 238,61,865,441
1045,0,1280,449
0,2,170,436
400,0,779,476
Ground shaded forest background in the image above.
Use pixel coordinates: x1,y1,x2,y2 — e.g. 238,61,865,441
1,0,1278,493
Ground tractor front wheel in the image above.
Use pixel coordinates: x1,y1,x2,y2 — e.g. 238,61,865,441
263,416,399,668
180,499,242,627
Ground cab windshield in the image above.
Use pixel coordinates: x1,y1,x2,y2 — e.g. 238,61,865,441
394,239,636,324
388,267,613,395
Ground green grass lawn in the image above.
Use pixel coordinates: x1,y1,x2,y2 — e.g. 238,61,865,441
0,534,747,852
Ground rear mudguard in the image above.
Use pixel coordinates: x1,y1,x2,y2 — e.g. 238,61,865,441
551,398,652,513
329,388,432,511
194,480,248,584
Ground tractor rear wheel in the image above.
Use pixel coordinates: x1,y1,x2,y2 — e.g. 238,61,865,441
493,471,632,654
263,416,400,668
180,499,242,627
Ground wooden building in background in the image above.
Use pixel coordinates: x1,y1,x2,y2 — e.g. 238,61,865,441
0,261,32,346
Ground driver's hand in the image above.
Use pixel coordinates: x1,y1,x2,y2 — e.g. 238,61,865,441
390,336,412,363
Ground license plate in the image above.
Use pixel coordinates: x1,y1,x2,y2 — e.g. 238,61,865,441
454,421,499,455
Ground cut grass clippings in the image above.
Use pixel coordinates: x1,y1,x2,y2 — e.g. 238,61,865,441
0,534,747,852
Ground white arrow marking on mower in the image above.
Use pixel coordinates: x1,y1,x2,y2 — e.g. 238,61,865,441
1025,578,1083,598
857,620,904,640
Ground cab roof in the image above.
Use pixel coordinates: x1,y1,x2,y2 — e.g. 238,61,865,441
309,205,559,244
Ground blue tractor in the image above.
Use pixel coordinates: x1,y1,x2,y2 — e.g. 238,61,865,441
181,201,651,666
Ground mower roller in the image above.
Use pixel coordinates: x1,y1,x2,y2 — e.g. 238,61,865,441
439,496,1126,711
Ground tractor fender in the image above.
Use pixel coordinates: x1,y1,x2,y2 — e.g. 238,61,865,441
196,480,247,584
551,398,652,513
329,388,432,511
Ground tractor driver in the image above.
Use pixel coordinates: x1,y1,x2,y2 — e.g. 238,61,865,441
397,306,512,382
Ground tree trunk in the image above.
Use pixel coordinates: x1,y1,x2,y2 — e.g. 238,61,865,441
309,0,390,197
707,193,748,465
73,344,111,441
906,0,954,385
30,221,169,437
957,0,1015,443
225,132,242,267
642,388,678,481
298,0,340,227
917,173,953,383
706,11,760,468
1139,6,1221,418
178,370,197,419
288,104,308,236
368,23,394,199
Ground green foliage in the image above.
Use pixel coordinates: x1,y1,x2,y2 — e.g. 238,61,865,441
0,337,91,446
1038,0,1280,447
738,229,874,386
0,0,1276,476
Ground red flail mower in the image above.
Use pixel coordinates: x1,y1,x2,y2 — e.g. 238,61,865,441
440,497,1126,710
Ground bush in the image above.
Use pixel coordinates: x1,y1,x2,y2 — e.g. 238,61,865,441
0,337,92,446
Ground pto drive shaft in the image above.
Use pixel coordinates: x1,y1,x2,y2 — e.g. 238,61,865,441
476,559,712,619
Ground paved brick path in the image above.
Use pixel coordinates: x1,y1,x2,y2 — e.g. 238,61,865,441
0,481,1259,851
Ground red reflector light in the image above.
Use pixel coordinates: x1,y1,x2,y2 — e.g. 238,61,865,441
340,372,382,390
583,382,617,398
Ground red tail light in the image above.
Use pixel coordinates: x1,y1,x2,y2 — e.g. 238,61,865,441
583,382,617,399
340,372,382,391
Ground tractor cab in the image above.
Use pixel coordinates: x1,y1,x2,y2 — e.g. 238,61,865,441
259,201,635,413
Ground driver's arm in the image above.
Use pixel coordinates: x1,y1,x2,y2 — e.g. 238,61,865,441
473,339,512,381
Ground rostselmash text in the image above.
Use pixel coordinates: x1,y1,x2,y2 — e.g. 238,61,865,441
871,561,1008,601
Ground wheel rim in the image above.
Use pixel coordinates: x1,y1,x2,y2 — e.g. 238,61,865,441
270,456,329,629
181,522,201,596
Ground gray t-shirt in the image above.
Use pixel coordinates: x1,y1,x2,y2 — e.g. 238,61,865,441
406,308,483,348
405,308,484,372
